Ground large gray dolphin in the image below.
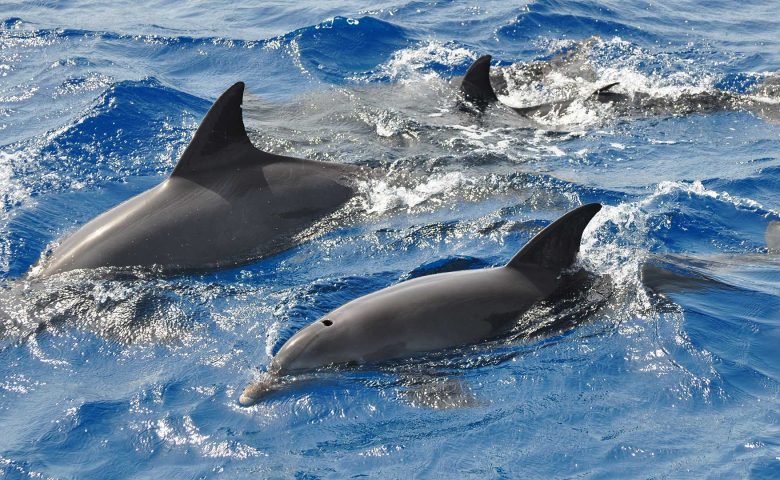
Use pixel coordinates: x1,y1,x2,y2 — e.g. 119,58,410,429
239,203,602,406
35,82,365,276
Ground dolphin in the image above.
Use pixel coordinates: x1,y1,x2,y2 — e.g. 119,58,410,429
460,54,780,122
641,221,780,296
239,202,602,406
35,82,365,277
460,54,626,116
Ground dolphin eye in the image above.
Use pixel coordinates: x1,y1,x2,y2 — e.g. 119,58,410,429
321,319,333,326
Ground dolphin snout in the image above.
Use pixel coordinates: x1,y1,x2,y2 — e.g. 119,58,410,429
239,373,282,406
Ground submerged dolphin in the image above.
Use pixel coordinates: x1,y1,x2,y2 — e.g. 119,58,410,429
641,221,780,296
239,203,602,405
460,54,780,122
35,82,364,276
767,221,780,253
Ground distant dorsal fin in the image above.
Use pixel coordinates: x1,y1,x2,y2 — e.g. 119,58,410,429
461,55,499,106
506,203,602,272
172,82,256,176
592,82,620,97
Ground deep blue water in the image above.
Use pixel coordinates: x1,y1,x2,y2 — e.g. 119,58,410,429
1,1,780,478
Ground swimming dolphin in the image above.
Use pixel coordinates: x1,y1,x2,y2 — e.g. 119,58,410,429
460,54,625,116
460,54,780,122
35,82,364,276
641,220,780,296
239,202,602,406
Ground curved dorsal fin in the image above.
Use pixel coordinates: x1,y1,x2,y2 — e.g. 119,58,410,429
592,81,620,97
461,55,499,107
506,203,602,272
172,82,255,176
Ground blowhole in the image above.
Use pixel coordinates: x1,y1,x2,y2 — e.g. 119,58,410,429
322,319,333,326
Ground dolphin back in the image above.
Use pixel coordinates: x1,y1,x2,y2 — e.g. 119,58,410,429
506,203,602,272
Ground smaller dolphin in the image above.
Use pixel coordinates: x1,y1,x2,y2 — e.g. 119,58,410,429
641,220,780,297
239,203,602,405
460,54,622,116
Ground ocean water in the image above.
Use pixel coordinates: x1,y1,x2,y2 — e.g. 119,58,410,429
1,1,780,478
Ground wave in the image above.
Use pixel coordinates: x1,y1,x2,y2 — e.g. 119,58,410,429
0,78,206,207
1,17,262,49
0,78,211,277
352,40,476,83
496,3,657,45
267,16,412,83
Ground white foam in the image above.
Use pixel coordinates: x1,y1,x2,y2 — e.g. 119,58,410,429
498,36,725,128
358,171,470,214
357,41,476,83
657,179,775,214
151,415,266,459
264,320,281,357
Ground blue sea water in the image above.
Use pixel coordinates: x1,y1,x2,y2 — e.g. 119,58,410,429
1,0,780,478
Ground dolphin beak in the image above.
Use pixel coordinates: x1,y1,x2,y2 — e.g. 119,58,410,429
239,372,281,406
238,392,258,407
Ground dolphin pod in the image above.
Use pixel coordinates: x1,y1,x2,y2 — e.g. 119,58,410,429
460,53,780,122
239,203,602,406
36,82,365,276
30,53,771,408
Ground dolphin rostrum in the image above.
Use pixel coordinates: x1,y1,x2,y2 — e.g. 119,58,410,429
239,203,602,405
35,82,364,276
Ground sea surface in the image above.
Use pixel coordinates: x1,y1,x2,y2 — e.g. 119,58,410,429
1,1,780,478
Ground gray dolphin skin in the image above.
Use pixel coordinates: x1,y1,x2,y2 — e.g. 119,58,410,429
36,82,363,276
239,203,602,406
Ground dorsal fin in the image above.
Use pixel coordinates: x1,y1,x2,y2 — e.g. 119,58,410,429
461,55,499,106
172,82,256,176
592,82,619,97
506,203,602,272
